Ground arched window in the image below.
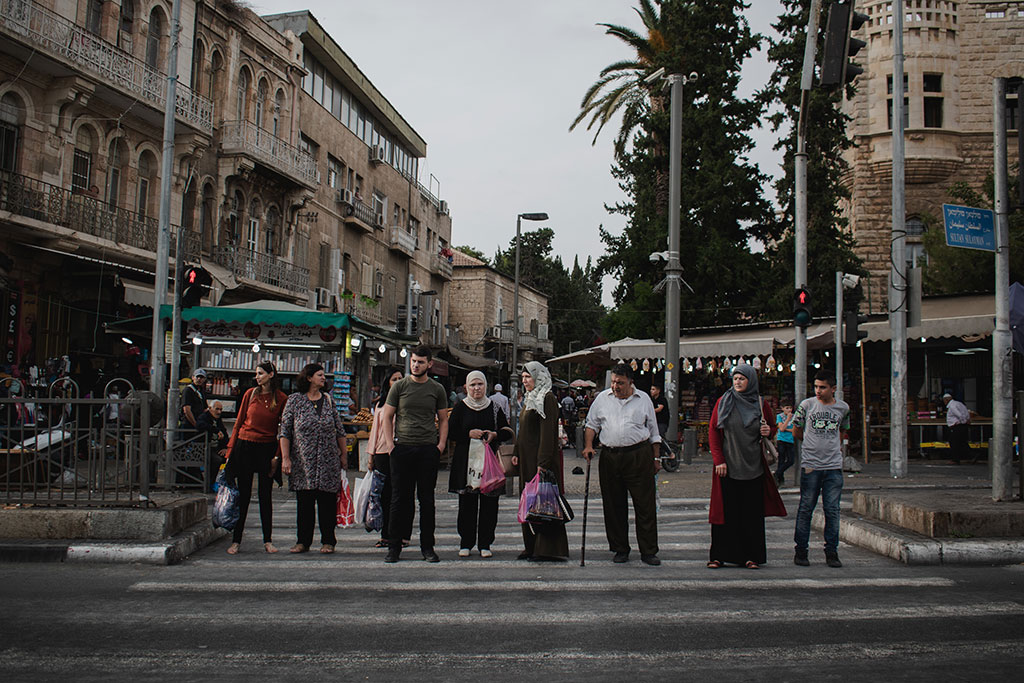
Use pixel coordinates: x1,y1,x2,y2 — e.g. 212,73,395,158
265,206,280,255
247,198,261,253
906,216,926,237
119,0,135,48
236,68,251,120
200,182,215,252
208,50,223,100
226,189,244,245
136,150,157,218
0,92,24,173
273,89,285,137
182,184,196,232
106,138,127,207
72,127,96,193
145,8,164,70
255,78,268,129
191,41,205,92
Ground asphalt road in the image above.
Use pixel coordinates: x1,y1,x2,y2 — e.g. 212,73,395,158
2,489,1023,681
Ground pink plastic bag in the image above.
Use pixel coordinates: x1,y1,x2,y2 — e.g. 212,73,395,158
336,476,355,528
517,473,541,524
479,443,507,494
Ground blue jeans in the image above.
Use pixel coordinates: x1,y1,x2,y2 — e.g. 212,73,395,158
794,468,843,553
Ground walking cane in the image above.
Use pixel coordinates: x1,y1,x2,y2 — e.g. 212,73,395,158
580,455,592,567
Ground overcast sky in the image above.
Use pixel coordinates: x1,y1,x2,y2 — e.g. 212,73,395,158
253,1,786,304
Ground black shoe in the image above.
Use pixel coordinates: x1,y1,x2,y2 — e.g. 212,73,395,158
825,551,842,568
516,550,532,561
794,549,809,566
422,549,440,563
640,554,661,566
613,551,630,563
385,548,400,563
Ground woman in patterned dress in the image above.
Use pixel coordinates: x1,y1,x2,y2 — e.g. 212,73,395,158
280,363,348,554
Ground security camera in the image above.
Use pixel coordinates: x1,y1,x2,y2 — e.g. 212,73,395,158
649,251,668,263
841,273,861,289
643,67,666,85
688,72,699,83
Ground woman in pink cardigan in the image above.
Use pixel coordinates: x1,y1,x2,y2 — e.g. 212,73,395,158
367,368,404,548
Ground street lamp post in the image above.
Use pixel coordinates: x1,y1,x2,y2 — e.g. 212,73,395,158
512,212,549,431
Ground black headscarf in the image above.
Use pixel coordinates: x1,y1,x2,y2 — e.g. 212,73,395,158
716,363,762,428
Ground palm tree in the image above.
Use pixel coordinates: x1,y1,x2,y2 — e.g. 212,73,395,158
569,0,674,160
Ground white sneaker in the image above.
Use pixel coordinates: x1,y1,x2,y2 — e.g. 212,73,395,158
458,548,471,558
480,549,493,558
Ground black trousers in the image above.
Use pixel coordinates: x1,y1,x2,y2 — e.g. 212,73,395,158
296,489,337,547
229,439,276,544
949,424,970,463
374,451,395,541
598,442,659,556
710,475,767,565
458,492,499,550
388,444,439,551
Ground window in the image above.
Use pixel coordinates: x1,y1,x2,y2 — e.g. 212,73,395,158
200,183,214,252
372,190,386,225
887,98,910,129
923,73,942,92
209,50,223,100
985,10,1005,19
247,199,260,252
906,216,926,237
72,128,94,193
313,62,324,104
1007,92,1020,131
145,9,163,69
327,155,342,189
0,93,21,173
226,190,243,244
191,41,205,92
924,97,943,127
409,217,420,248
886,74,909,95
236,68,250,120
87,0,102,36
106,139,126,208
274,89,285,137
181,186,196,232
136,151,155,216
266,206,280,255
255,79,268,129
119,1,134,43
323,72,334,113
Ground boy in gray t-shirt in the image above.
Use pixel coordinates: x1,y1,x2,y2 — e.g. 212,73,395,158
791,370,850,568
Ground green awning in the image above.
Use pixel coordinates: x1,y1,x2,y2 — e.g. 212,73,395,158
159,302,351,328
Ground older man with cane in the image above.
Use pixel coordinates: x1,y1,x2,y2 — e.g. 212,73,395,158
581,364,662,566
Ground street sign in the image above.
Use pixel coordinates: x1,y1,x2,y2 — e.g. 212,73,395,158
942,204,995,252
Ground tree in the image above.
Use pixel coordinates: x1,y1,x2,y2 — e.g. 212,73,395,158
757,0,863,320
454,245,489,265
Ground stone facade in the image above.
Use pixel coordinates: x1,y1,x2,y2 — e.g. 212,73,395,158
843,0,1023,311
449,250,552,369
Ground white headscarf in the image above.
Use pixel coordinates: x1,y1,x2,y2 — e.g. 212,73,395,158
522,361,552,418
462,371,491,411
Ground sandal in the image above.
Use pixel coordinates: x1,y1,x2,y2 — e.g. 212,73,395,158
289,544,309,554
320,545,335,554
374,539,389,548
745,561,761,569
264,542,278,554
226,543,240,555
706,560,723,568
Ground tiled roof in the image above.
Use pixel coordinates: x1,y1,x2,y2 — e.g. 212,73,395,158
452,250,486,267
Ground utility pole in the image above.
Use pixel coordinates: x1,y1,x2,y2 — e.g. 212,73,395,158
165,225,186,448
992,77,1013,501
890,0,908,478
148,0,182,404
664,72,684,445
835,270,843,401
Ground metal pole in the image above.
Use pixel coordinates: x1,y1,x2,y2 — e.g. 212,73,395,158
148,0,182,401
165,226,186,450
512,215,521,433
835,271,843,402
992,77,1013,501
405,272,414,373
794,0,821,470
665,73,684,444
860,340,869,463
889,0,908,478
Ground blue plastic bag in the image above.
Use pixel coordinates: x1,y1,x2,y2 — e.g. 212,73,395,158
212,470,240,530
364,469,386,532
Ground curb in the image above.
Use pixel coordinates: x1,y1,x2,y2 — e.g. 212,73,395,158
812,510,1024,565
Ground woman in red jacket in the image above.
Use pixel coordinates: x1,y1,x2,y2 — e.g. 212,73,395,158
225,361,287,555
707,363,786,569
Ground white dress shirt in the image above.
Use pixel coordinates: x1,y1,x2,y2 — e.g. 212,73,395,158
946,399,970,427
585,388,661,447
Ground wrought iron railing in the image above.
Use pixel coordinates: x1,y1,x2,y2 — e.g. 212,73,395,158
341,197,377,230
211,245,309,294
389,226,416,256
432,254,453,279
346,297,385,325
0,170,199,259
0,0,213,132
219,120,317,186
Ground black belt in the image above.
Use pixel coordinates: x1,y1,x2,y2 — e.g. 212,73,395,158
601,441,649,454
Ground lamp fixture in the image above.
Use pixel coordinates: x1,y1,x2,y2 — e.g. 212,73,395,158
400,348,408,358
191,333,203,346
378,343,387,353
251,342,260,353
350,334,363,350
121,337,133,345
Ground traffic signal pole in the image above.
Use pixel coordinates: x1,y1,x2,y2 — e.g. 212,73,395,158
890,0,908,478
165,224,186,447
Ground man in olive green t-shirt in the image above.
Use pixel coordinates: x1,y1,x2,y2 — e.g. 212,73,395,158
379,346,449,563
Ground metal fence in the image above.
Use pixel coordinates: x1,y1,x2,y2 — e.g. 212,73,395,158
0,397,215,507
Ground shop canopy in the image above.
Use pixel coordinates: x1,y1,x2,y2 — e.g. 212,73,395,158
159,300,351,328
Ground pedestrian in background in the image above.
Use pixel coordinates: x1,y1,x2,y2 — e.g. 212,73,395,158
179,368,208,434
774,400,796,486
707,363,786,569
279,363,347,555
448,371,513,558
367,368,404,548
583,363,662,566
490,383,511,421
225,362,287,555
513,361,569,562
943,392,971,465
792,369,850,568
379,345,450,563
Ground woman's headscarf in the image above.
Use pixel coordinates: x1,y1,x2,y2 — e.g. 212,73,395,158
716,363,762,428
522,361,552,418
462,371,491,411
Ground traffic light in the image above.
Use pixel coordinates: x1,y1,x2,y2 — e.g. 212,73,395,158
843,311,868,345
181,266,212,308
820,1,868,88
793,287,812,328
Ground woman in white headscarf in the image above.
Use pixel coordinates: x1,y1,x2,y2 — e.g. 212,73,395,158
448,371,514,557
512,361,569,561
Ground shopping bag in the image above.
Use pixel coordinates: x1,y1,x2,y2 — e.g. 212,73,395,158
517,473,541,524
211,473,239,530
337,476,356,528
353,472,374,525
527,481,564,524
466,438,485,490
211,463,228,493
479,443,506,494
364,469,386,533
498,444,516,476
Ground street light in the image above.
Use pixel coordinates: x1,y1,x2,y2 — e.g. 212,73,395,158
835,271,860,401
512,211,549,430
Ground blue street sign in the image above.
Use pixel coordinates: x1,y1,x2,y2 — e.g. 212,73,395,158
942,203,995,252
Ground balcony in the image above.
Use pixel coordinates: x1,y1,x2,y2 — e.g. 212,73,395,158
341,198,377,233
431,254,453,280
210,245,309,294
219,120,317,188
388,226,416,257
0,0,213,133
345,296,385,325
0,169,199,260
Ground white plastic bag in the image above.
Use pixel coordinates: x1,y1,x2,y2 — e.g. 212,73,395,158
353,473,373,525
466,439,485,490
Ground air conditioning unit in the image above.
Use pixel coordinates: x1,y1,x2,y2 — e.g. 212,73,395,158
315,169,322,184
538,323,549,341
315,287,331,307
438,200,449,215
370,146,386,164
336,188,353,205
374,213,385,229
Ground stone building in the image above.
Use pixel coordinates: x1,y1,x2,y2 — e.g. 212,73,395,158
0,1,452,387
843,1,1023,310
448,250,552,377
